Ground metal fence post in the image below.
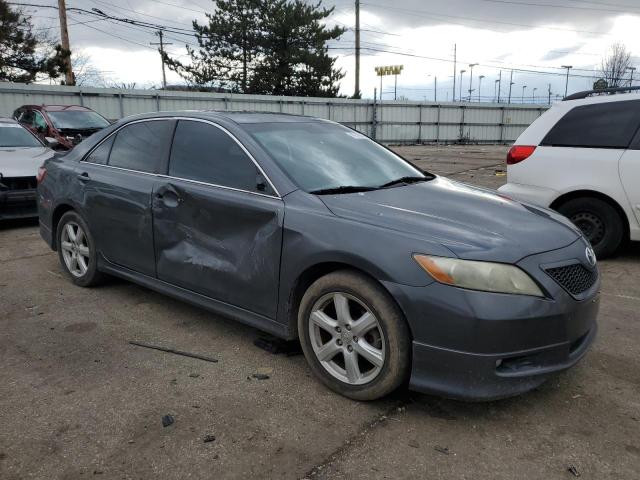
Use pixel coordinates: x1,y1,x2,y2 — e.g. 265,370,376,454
78,90,84,107
436,104,441,143
418,104,422,144
371,98,377,140
499,106,506,144
118,93,124,118
155,93,160,112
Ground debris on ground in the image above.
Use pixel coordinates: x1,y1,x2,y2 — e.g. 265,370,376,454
189,373,200,378
434,445,452,455
162,415,174,427
408,441,419,448
129,341,218,363
251,373,270,380
253,336,302,356
567,465,581,477
203,434,216,443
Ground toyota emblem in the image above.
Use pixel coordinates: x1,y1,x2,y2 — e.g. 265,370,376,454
585,246,597,267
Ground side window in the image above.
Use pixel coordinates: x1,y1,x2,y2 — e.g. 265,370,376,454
84,136,115,165
34,111,47,130
20,111,34,125
541,100,640,149
169,120,264,193
109,120,173,173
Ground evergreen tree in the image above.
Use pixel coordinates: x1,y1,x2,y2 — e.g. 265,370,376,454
164,0,345,96
0,1,69,83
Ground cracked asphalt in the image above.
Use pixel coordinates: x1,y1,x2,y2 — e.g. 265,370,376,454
1,145,639,479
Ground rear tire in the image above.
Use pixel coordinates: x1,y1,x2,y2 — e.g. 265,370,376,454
298,270,411,401
557,197,624,259
56,211,104,287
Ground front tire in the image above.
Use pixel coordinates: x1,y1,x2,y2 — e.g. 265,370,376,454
298,270,411,401
557,197,624,259
56,211,104,287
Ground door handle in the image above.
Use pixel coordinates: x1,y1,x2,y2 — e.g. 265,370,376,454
155,189,182,207
77,172,90,182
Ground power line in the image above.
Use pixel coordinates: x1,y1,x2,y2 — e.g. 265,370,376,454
479,0,640,14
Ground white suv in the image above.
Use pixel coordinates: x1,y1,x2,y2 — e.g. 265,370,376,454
499,89,640,258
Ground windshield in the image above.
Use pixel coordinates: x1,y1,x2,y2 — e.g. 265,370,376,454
47,110,110,130
0,124,42,148
245,122,425,192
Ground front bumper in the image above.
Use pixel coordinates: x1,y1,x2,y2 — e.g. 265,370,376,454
384,238,600,401
0,188,38,220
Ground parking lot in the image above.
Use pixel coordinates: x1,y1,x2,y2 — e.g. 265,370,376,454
1,144,639,479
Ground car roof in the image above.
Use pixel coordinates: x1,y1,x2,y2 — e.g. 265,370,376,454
561,92,640,107
119,110,326,125
19,104,95,112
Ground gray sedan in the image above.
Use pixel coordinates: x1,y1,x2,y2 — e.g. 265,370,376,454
37,112,599,401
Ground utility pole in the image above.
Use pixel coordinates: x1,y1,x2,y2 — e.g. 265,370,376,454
561,65,572,98
497,70,502,103
452,44,457,102
459,69,466,103
151,30,172,89
57,0,74,85
548,83,552,104
478,75,484,103
354,0,360,97
468,63,477,102
507,70,514,104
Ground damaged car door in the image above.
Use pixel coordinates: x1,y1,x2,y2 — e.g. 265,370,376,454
152,119,284,319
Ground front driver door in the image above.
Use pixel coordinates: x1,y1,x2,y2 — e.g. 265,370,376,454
152,119,284,319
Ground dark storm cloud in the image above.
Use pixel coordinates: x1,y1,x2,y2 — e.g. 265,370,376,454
25,0,637,53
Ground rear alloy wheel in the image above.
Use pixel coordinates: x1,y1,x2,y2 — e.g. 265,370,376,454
56,211,104,287
557,197,624,259
298,270,411,401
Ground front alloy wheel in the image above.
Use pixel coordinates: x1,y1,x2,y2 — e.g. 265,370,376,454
309,292,385,385
298,270,411,401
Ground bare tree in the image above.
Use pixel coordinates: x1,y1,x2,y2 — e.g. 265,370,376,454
600,43,632,87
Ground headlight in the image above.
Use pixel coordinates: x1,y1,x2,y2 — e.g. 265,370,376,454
413,254,544,297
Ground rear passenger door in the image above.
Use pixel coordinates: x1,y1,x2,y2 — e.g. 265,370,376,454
152,119,284,319
78,119,175,276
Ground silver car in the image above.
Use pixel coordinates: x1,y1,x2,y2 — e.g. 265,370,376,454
0,118,54,220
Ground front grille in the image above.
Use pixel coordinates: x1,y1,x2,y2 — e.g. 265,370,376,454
0,176,37,191
545,263,597,296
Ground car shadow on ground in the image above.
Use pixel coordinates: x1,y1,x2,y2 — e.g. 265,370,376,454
0,217,39,231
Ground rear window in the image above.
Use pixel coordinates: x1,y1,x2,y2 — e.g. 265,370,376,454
0,123,42,148
541,100,640,149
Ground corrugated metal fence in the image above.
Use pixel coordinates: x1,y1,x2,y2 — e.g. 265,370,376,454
0,83,549,144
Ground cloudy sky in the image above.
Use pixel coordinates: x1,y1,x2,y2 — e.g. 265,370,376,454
23,0,640,102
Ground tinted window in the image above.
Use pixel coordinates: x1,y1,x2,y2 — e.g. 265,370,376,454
85,136,115,165
48,110,110,129
169,121,260,192
542,100,640,149
109,121,173,172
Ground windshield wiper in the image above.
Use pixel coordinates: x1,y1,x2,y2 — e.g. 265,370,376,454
378,175,433,189
309,185,379,195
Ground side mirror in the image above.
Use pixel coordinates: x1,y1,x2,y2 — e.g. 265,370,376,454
44,137,59,148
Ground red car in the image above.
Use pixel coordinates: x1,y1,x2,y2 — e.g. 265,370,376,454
13,105,111,150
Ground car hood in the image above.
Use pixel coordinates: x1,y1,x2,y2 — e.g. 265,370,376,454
0,147,53,177
318,176,580,263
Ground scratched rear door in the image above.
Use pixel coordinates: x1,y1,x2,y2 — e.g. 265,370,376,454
152,119,284,319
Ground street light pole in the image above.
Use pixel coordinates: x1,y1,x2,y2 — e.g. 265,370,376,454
459,69,466,103
468,63,477,101
532,87,537,103
507,70,514,104
522,85,527,103
494,79,499,102
478,75,484,102
434,76,437,102
561,65,572,98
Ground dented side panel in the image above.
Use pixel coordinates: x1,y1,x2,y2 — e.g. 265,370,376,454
152,179,284,319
